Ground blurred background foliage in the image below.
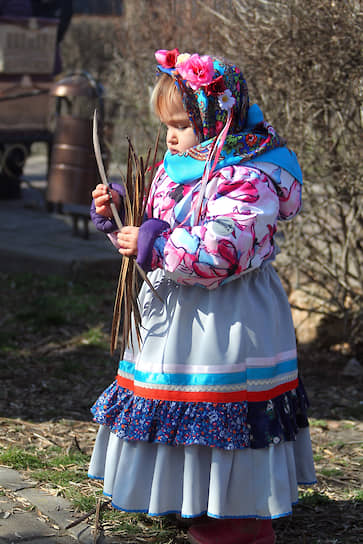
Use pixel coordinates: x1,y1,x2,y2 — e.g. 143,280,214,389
60,0,362,356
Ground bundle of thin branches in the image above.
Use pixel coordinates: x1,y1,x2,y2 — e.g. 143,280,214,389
110,132,161,357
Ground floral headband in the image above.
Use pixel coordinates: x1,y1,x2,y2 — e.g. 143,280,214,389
156,48,236,110
155,48,249,142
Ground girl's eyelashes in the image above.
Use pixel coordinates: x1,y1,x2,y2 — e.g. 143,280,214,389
165,123,190,131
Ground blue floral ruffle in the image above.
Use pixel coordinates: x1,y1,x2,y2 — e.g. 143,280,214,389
91,377,309,451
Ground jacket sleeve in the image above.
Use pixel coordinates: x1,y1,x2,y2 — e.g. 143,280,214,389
89,183,125,233
141,165,281,289
247,161,302,221
276,177,302,221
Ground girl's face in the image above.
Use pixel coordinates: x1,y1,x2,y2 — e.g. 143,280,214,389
160,96,199,155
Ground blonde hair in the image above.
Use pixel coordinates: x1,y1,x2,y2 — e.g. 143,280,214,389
151,73,184,119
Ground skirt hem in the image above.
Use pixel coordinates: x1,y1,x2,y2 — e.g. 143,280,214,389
88,425,316,520
104,497,299,520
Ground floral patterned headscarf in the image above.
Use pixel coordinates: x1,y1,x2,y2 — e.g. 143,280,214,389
156,48,249,142
155,49,286,221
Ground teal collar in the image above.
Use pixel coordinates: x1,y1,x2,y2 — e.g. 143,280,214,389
163,104,302,185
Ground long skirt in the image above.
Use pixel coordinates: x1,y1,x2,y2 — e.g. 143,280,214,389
88,264,316,519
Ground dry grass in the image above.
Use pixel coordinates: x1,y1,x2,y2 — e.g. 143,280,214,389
0,412,362,543
0,270,362,542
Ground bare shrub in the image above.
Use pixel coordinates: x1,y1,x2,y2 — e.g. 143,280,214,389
61,0,362,354
95,0,224,158
60,15,123,145
209,0,363,353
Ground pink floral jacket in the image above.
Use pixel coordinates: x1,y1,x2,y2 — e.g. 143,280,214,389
136,162,301,289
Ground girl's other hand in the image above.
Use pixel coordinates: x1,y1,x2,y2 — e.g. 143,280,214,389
117,226,139,257
92,184,121,217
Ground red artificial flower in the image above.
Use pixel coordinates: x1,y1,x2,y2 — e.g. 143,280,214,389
205,75,226,96
155,48,180,69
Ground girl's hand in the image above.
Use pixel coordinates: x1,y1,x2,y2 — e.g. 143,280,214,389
92,184,121,217
117,226,139,257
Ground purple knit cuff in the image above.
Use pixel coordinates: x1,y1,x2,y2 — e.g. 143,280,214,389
90,183,125,233
136,218,170,272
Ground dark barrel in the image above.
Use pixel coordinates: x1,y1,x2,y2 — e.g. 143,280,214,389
47,115,100,206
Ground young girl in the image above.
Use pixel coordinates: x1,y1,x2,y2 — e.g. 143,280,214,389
89,49,316,544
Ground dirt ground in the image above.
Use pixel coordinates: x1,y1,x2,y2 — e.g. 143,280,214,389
0,274,362,543
1,348,362,543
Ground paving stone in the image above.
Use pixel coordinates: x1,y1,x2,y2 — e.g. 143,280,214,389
17,488,98,544
6,540,75,544
0,197,120,280
0,156,121,281
0,467,36,492
0,469,107,543
0,157,120,541
0,495,57,539
7,540,75,544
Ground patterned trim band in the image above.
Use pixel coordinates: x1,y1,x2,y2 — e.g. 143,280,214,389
116,374,299,403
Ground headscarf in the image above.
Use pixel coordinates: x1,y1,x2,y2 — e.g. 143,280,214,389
155,49,285,181
155,49,301,223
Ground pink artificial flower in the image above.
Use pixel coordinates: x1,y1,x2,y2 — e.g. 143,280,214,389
155,48,180,69
176,54,215,90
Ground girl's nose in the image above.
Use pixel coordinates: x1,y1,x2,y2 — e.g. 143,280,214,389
167,127,178,145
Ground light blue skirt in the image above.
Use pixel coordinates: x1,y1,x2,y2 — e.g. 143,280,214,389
88,264,316,518
89,425,315,519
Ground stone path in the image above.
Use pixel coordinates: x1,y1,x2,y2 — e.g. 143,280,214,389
0,467,108,543
0,155,120,280
0,155,115,542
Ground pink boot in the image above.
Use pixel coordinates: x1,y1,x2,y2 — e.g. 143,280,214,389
187,518,275,544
